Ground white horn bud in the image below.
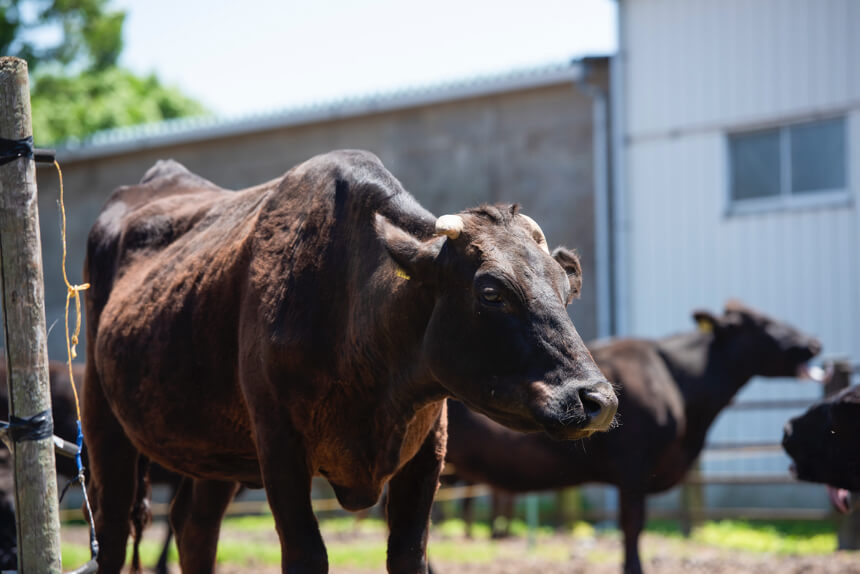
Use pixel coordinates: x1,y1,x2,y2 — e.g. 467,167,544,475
519,214,550,254
435,214,464,239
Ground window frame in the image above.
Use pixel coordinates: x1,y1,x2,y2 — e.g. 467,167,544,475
726,116,851,216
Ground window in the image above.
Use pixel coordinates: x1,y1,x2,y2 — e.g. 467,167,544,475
728,117,848,210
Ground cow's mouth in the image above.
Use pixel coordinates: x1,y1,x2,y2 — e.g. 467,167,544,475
792,464,854,514
461,401,594,440
828,485,853,514
543,425,598,441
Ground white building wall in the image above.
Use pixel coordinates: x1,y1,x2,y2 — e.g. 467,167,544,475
625,0,860,137
621,0,860,358
618,0,860,502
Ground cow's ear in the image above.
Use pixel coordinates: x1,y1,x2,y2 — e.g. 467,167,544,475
552,247,582,304
692,310,720,334
375,214,443,283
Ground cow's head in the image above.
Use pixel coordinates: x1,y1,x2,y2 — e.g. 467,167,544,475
376,205,616,440
783,385,860,494
692,301,821,378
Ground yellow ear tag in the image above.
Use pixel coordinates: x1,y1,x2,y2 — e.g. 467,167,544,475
697,319,713,333
395,266,411,280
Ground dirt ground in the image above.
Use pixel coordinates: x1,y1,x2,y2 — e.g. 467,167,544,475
63,521,860,574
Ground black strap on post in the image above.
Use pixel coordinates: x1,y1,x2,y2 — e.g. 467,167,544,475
0,136,56,166
0,409,54,442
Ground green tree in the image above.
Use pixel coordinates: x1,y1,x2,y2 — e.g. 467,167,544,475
1,0,207,144
31,68,206,145
2,0,123,72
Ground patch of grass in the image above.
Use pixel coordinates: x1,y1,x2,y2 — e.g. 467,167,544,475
223,514,276,532
506,518,555,538
639,518,836,555
327,541,388,568
570,520,596,539
61,543,92,570
430,538,570,564
692,520,835,555
644,518,686,537
320,516,387,535
586,548,619,565
63,515,840,570
62,539,177,570
216,539,282,566
433,518,492,539
428,540,497,563
529,541,571,562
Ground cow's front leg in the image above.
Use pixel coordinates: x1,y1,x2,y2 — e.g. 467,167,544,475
386,413,446,574
619,487,646,574
255,416,327,573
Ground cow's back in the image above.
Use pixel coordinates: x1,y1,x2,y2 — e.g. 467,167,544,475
86,160,233,312
84,159,277,481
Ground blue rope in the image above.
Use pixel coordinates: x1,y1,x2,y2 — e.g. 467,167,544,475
75,420,83,473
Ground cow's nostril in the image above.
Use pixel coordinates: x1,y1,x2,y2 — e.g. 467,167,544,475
580,391,603,418
574,380,618,432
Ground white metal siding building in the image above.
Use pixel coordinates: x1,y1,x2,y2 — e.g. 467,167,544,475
612,0,860,506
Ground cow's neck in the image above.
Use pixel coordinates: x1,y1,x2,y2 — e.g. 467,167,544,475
335,221,448,464
655,331,755,460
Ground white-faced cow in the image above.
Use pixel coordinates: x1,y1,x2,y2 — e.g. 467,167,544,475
83,150,617,573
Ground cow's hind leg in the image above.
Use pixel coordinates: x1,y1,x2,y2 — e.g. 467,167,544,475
386,411,446,574
82,370,141,574
169,477,238,573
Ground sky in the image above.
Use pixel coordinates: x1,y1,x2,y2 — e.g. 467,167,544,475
113,0,617,117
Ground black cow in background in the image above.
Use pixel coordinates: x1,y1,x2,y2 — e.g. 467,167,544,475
445,301,821,574
783,384,860,514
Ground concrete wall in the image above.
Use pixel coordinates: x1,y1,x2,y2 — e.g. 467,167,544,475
30,71,605,360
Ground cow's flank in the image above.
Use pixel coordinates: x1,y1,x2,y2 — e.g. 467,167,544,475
83,150,616,574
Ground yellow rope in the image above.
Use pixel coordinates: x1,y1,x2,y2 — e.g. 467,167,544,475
55,160,89,421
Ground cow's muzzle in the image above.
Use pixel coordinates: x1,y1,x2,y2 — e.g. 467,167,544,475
541,379,617,440
578,380,617,431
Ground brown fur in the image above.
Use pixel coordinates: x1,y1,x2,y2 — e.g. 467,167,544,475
83,150,616,573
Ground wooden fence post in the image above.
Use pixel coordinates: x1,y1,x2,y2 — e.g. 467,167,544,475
680,459,704,537
825,361,860,550
0,56,63,573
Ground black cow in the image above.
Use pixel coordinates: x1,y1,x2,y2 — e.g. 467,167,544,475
783,384,860,513
445,302,821,574
84,150,617,573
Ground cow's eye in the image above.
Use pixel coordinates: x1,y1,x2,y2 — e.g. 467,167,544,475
480,287,503,305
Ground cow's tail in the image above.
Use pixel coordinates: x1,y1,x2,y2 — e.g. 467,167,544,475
130,455,153,574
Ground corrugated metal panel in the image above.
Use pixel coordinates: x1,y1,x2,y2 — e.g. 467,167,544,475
621,0,860,364
627,130,858,359
625,0,860,138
